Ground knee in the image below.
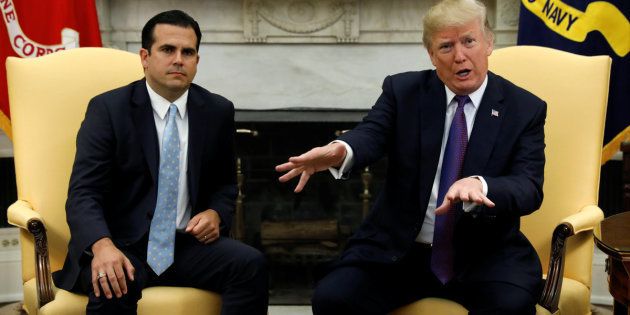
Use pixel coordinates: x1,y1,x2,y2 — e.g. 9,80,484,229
87,280,143,315
497,298,536,315
125,276,144,298
497,289,536,315
234,246,267,279
470,292,536,315
482,302,535,315
312,278,352,315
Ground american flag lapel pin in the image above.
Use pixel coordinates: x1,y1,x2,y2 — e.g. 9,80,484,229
491,109,499,117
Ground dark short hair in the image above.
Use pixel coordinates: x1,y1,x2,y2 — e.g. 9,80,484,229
141,10,202,52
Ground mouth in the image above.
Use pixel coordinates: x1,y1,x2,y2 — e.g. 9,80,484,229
456,69,471,78
168,71,186,77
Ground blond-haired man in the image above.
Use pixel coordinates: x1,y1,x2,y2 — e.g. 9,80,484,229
276,0,546,314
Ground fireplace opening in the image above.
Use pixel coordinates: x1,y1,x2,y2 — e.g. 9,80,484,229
234,109,387,304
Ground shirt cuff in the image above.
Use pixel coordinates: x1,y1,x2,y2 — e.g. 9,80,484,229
328,140,354,179
462,175,488,212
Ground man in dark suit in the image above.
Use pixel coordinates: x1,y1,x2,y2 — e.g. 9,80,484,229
276,0,546,314
53,10,268,315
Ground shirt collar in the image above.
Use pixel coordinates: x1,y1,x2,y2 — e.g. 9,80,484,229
146,81,188,120
444,74,488,110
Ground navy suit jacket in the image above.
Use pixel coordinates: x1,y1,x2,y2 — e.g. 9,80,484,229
54,79,237,290
336,70,546,294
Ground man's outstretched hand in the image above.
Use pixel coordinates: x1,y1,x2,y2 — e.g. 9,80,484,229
275,142,347,193
434,177,495,215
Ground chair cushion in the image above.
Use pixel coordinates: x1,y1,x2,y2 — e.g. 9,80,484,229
389,278,587,315
388,297,467,315
555,278,591,315
137,286,222,315
24,278,222,315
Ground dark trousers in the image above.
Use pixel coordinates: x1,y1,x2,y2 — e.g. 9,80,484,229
312,244,538,315
77,233,268,315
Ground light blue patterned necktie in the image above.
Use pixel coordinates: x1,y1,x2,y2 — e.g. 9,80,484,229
148,104,180,275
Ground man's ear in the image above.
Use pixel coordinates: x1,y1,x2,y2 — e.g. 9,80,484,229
139,48,149,68
486,40,494,56
485,33,494,56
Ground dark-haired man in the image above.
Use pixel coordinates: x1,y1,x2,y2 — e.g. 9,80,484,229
54,10,268,315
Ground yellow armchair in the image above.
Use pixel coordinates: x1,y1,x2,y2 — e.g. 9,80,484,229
6,47,221,315
392,46,611,315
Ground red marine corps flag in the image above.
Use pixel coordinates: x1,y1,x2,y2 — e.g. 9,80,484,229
0,0,102,140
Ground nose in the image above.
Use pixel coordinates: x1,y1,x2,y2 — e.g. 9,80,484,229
173,51,183,65
454,44,466,63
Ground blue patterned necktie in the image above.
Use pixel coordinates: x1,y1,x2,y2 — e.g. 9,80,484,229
148,104,180,275
431,95,469,284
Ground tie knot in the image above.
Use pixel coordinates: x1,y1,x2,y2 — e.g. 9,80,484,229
168,104,178,119
454,95,469,109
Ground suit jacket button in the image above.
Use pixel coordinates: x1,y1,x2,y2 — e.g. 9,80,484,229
391,256,398,262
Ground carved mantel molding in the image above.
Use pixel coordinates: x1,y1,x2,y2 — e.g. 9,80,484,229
244,0,359,43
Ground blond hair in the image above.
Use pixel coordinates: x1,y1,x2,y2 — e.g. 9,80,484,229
422,0,494,49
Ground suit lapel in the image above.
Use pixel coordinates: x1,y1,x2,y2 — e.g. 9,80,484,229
131,80,159,182
463,72,505,176
186,86,207,211
419,72,447,208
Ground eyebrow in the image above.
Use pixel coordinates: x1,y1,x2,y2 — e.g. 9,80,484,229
157,44,197,53
158,44,175,50
460,31,476,38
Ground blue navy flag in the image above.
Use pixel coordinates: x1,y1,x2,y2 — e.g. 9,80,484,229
517,0,629,154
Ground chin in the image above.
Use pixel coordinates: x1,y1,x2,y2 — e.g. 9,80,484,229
453,83,479,95
167,82,189,89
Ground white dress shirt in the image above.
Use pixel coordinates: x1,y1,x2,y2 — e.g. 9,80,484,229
146,82,191,231
330,75,489,244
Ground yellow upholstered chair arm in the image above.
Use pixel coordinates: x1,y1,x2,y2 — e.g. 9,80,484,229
561,205,604,235
7,200,55,308
7,200,42,229
539,205,603,313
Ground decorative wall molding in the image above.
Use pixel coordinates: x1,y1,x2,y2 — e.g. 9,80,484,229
497,0,520,28
0,228,22,303
244,0,358,43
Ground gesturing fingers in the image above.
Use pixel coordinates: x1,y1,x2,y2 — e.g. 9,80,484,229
276,143,347,192
277,166,304,183
275,160,300,174
435,198,452,216
294,171,313,193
